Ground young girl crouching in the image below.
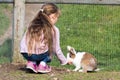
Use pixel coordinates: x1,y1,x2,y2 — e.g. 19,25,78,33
20,3,68,73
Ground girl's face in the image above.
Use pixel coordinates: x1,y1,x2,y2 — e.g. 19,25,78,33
49,13,59,25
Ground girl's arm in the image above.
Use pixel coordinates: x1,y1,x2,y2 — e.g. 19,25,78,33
54,26,67,65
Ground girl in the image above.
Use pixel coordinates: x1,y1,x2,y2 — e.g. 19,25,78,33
20,3,68,73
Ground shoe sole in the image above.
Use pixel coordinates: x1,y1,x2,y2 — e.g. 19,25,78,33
38,70,51,73
26,66,37,73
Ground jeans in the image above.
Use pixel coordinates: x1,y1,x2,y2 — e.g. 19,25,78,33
21,51,51,64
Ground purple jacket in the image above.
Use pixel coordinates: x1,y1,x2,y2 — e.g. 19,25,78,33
20,26,67,65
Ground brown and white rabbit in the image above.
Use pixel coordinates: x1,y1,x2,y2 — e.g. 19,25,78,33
67,46,98,73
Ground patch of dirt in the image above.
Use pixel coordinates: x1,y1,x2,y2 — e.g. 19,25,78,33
0,63,71,80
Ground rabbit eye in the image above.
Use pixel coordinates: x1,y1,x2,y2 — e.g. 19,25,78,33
69,52,75,58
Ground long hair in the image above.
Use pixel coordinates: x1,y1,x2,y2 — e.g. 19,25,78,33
26,3,60,56
41,3,61,16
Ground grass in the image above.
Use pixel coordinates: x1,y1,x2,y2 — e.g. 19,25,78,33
2,68,120,80
0,4,12,64
0,3,120,80
0,4,120,72
50,4,120,71
0,39,12,64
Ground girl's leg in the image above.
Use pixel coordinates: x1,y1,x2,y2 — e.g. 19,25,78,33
21,53,38,73
21,52,52,73
36,56,51,65
21,51,51,64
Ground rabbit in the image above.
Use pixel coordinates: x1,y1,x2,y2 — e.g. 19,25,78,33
67,45,98,73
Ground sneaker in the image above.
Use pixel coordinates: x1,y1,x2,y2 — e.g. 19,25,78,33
26,61,37,73
38,64,51,73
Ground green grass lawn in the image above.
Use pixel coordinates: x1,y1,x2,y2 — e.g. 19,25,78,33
50,4,120,71
0,4,120,72
0,4,12,64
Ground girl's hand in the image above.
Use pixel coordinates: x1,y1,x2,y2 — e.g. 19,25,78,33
67,61,72,65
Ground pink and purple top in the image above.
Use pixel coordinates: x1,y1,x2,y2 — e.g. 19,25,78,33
20,26,67,65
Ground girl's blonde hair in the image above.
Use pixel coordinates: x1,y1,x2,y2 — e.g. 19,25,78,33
26,3,60,56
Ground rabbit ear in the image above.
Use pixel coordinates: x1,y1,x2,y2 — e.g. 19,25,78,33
67,46,75,53
70,47,76,54
67,46,76,54
67,46,71,50
67,46,76,59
